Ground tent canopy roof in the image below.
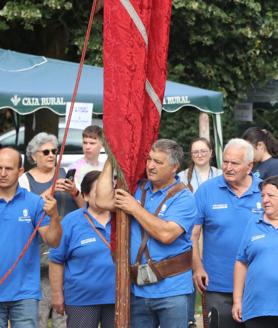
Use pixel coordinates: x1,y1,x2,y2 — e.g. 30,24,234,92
0,48,223,115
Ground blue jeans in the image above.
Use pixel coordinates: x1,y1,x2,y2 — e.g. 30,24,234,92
187,291,196,323
131,294,189,328
0,299,38,328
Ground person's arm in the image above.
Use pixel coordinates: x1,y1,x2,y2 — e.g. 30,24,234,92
95,159,116,211
192,224,209,293
232,260,247,323
39,194,62,247
114,189,184,244
49,261,65,315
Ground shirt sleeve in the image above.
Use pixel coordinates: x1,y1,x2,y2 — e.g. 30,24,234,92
49,219,69,263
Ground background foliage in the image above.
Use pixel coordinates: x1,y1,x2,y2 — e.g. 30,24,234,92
0,0,277,162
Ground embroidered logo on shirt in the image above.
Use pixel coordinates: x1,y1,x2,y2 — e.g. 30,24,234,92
81,237,96,245
18,209,32,223
252,202,263,213
251,234,265,242
212,204,228,209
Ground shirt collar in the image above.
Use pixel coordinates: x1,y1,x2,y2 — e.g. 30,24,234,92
218,173,261,196
0,184,25,202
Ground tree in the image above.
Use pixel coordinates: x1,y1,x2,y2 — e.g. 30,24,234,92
0,0,103,149
0,0,103,62
0,0,277,150
166,0,278,145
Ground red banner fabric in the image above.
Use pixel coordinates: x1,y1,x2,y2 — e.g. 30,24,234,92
103,0,172,193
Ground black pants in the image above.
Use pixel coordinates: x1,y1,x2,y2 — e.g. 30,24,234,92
205,292,244,328
245,316,278,328
65,304,115,328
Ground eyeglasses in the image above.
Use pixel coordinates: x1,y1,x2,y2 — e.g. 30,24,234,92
191,149,209,157
38,148,58,156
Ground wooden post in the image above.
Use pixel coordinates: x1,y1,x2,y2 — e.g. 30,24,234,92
199,112,210,140
115,209,130,327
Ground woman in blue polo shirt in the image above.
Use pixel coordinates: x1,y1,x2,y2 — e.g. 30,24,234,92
49,170,115,328
232,176,278,328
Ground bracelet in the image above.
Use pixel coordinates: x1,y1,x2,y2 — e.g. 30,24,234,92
71,189,80,197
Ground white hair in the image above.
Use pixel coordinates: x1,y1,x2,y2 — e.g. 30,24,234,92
26,132,58,164
224,138,254,162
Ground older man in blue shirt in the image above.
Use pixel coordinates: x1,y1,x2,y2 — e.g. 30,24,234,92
192,138,262,328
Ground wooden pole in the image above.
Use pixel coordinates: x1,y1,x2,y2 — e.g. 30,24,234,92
115,208,130,327
199,112,210,140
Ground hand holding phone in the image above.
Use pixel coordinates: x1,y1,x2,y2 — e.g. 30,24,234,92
65,169,76,181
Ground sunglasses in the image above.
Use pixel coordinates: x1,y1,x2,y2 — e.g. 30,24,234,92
38,148,58,156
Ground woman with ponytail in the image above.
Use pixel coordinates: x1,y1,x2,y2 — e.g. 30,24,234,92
178,137,222,193
178,137,222,328
242,127,278,180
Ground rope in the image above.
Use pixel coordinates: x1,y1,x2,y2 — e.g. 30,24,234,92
0,0,99,286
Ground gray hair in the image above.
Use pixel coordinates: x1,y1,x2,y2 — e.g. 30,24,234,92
26,132,58,164
224,138,254,162
152,139,184,167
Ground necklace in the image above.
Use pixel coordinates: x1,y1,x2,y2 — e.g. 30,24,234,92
194,166,213,188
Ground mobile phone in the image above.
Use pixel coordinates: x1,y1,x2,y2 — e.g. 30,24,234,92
65,169,76,181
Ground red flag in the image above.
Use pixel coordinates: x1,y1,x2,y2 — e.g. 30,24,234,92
104,0,172,193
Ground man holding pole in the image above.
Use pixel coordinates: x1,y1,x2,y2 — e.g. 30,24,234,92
96,139,197,328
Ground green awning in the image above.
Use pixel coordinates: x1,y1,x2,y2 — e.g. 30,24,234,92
0,48,223,115
0,48,103,115
163,81,223,114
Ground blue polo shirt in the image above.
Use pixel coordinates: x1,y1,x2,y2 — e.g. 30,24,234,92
131,177,197,298
236,217,278,321
49,208,115,306
195,175,262,292
0,186,50,301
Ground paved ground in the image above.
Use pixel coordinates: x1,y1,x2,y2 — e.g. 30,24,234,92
196,314,204,328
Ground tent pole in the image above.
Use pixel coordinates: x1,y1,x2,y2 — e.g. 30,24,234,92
212,113,223,168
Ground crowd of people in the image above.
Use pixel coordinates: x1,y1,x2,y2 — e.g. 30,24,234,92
0,125,277,328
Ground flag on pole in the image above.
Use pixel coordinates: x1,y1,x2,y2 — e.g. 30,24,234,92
103,2,172,326
104,0,172,193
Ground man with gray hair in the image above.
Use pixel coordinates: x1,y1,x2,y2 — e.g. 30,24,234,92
96,139,197,328
192,138,262,328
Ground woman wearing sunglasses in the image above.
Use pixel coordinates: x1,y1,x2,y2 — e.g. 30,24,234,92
19,132,82,328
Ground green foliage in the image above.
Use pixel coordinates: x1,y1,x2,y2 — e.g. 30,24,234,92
166,0,278,147
170,0,277,93
0,1,103,65
0,0,276,149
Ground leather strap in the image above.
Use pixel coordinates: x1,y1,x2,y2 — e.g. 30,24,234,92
84,212,111,249
135,181,186,265
131,249,192,282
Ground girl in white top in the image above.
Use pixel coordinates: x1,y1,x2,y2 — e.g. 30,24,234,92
179,137,222,327
179,137,222,193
